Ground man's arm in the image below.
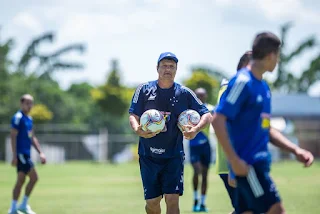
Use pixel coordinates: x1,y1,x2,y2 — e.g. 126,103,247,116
269,127,313,167
183,112,212,140
211,113,249,176
31,131,46,164
129,113,156,138
10,129,18,166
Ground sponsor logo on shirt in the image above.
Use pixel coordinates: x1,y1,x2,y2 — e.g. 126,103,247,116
150,147,166,154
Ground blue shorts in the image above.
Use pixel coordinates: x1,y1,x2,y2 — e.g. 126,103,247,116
235,160,281,214
189,142,211,167
17,153,34,174
219,174,236,209
139,155,184,200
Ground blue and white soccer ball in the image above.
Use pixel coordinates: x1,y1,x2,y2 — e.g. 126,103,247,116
140,109,165,132
178,109,200,132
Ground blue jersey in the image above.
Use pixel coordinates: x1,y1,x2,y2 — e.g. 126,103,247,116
129,80,209,158
215,68,271,165
189,103,214,147
11,111,33,156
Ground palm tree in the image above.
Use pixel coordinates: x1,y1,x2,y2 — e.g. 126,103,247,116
273,22,319,93
17,32,86,75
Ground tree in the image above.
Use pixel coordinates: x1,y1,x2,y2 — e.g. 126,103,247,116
17,32,86,75
273,22,320,93
184,70,220,104
30,104,53,123
92,59,129,117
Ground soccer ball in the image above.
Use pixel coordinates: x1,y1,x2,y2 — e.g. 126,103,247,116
140,109,165,132
178,109,200,132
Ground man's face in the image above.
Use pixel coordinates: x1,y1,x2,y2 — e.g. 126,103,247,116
195,91,207,103
21,99,33,113
266,50,280,72
157,59,177,81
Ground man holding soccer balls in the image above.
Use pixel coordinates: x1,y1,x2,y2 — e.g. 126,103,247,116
129,52,212,214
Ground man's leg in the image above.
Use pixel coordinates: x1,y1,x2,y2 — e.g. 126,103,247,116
198,142,211,212
190,146,201,211
200,166,208,206
9,172,26,213
145,196,162,214
219,174,236,212
19,168,38,210
192,161,202,207
165,194,180,214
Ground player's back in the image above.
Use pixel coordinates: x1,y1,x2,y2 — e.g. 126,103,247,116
11,111,33,155
216,68,271,164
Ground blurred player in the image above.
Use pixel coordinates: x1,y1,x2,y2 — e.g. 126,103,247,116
215,51,252,214
189,88,214,212
129,52,212,214
8,94,46,214
212,32,314,214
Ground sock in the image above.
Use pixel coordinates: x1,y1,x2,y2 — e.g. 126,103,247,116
201,195,206,205
193,191,198,201
20,196,29,208
11,200,17,211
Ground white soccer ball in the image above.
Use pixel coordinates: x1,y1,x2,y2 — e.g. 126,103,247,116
140,109,165,133
178,109,201,132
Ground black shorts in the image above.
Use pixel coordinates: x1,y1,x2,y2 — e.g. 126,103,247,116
17,153,34,174
139,155,184,200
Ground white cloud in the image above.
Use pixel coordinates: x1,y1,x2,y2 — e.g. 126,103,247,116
12,12,43,32
214,0,320,24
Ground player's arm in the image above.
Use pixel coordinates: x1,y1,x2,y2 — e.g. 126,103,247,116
128,84,156,138
31,131,46,164
129,113,155,138
10,128,18,166
183,88,212,140
212,76,250,176
269,127,313,167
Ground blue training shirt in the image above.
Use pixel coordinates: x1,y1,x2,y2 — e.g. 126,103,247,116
215,68,271,165
11,111,33,156
129,80,209,159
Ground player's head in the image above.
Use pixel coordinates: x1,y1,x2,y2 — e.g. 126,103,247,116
194,87,207,103
157,52,178,82
20,94,34,114
252,32,281,72
237,51,252,71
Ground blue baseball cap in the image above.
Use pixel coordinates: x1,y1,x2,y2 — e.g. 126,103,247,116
157,52,178,64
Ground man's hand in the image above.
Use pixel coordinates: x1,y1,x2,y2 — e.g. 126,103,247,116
230,158,249,176
294,148,314,167
40,152,46,164
134,125,157,138
11,157,17,166
182,125,199,140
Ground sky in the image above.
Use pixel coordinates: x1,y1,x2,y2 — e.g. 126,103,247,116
1,0,320,96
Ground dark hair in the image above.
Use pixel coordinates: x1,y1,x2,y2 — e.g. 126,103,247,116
237,51,252,70
252,32,281,60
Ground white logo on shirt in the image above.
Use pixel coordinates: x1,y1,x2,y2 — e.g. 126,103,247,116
150,147,165,154
256,95,263,103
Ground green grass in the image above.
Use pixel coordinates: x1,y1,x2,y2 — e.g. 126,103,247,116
0,161,319,214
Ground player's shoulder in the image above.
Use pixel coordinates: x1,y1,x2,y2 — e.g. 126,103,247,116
220,78,229,87
12,111,23,120
228,68,252,88
179,84,194,94
12,111,23,125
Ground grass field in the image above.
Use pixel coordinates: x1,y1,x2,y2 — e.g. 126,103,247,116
0,161,319,214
